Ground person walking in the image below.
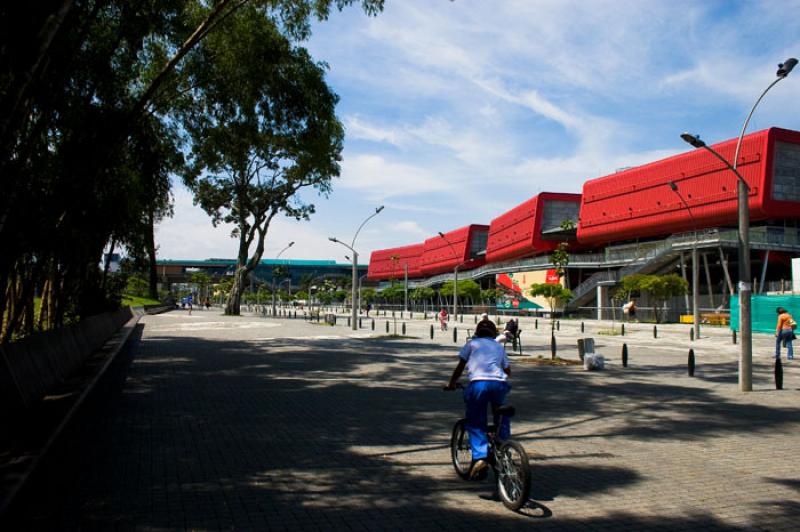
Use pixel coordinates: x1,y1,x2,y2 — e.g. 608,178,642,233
444,319,511,479
775,307,795,360
439,308,449,331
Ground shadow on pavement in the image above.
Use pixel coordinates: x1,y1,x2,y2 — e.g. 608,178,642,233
4,326,799,530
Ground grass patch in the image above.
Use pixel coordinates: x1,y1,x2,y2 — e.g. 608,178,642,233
122,294,161,307
597,328,623,336
373,334,419,339
517,356,582,366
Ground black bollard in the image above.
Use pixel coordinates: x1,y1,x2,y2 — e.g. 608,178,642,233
410,312,413,320
401,311,404,319
556,320,560,331
550,334,557,359
424,312,427,320
359,317,363,328
732,330,737,344
386,321,389,333
453,327,458,343
372,319,375,331
688,348,695,376
622,343,628,367
653,325,657,338
535,319,538,330
347,316,351,327
402,322,406,335
474,315,477,324
430,324,434,339
460,314,464,323
775,357,784,389
690,328,694,342
467,329,472,338
581,321,585,333
621,323,625,336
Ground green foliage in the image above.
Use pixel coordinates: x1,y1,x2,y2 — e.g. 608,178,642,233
295,290,309,301
0,0,384,337
616,273,688,322
410,287,436,302
361,287,377,303
481,288,504,303
380,284,405,303
126,275,151,298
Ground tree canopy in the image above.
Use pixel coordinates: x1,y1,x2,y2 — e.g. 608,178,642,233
0,1,383,340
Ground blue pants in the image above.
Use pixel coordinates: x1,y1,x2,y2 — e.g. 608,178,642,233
463,380,511,460
776,329,794,359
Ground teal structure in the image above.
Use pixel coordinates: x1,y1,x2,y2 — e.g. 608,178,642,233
730,294,800,333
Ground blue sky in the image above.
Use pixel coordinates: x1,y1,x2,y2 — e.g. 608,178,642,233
155,0,800,263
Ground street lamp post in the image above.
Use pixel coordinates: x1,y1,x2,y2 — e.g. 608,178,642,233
438,232,461,323
271,241,294,316
668,181,700,340
680,56,796,391
330,206,385,331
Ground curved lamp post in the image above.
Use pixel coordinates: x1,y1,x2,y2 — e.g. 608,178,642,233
271,241,294,316
680,56,796,391
668,181,700,340
438,232,461,323
330,205,384,330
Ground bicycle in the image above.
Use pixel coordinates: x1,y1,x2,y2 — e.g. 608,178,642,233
446,384,531,511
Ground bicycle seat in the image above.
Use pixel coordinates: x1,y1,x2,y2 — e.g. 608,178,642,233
494,405,516,418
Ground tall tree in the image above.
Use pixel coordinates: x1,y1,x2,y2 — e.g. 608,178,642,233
181,6,343,315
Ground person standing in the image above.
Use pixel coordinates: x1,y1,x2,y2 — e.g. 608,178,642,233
439,308,449,331
444,320,511,478
775,307,795,360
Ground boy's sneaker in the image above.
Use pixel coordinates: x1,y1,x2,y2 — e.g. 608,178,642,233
469,458,488,479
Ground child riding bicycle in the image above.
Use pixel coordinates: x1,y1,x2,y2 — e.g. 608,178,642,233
445,319,511,479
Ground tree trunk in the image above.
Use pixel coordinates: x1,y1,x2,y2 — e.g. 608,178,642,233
225,266,248,315
146,208,159,300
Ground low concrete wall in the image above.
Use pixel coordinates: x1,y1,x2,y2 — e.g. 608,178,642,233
0,307,134,410
143,304,174,315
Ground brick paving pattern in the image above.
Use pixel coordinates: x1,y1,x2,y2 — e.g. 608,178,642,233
11,309,800,530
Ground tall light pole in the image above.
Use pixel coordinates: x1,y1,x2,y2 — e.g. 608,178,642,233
271,241,294,316
680,54,796,391
438,232,461,323
668,181,700,340
330,205,385,330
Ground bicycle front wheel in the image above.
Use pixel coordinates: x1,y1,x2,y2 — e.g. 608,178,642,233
450,419,472,480
496,439,531,511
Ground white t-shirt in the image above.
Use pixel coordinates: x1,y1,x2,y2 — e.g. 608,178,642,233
458,337,509,382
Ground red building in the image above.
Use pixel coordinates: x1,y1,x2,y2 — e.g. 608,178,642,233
366,244,424,281
485,192,582,263
577,127,800,245
420,225,489,276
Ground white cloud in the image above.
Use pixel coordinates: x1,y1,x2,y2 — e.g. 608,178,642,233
338,154,451,199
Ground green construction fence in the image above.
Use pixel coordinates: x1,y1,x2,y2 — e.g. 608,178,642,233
730,294,800,333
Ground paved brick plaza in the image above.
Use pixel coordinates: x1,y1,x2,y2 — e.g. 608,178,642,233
12,310,800,530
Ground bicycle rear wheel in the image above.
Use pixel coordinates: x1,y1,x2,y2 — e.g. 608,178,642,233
495,439,531,511
450,419,472,480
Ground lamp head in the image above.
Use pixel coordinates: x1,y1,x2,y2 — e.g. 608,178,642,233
376,205,385,213
668,181,678,191
328,237,338,243
438,231,445,238
288,241,295,247
680,132,706,149
777,58,798,77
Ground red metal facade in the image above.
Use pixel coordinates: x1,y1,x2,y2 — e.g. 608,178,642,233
420,225,489,276
577,128,800,245
367,244,424,281
485,192,582,263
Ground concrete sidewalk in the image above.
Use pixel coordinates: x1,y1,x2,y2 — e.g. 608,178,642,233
7,310,800,530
